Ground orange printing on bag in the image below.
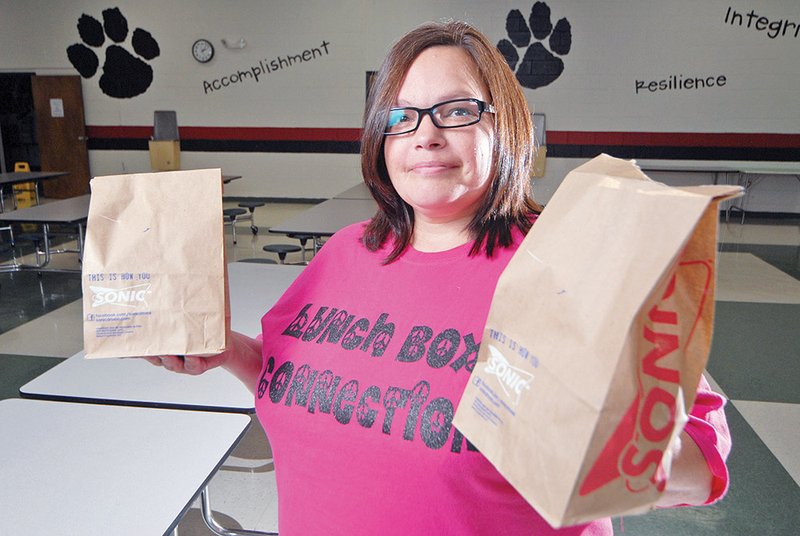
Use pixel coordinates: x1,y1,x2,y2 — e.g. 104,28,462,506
579,258,713,496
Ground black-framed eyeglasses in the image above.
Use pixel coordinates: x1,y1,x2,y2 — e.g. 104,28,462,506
384,98,496,136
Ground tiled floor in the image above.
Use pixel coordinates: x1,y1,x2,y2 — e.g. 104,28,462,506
0,201,798,535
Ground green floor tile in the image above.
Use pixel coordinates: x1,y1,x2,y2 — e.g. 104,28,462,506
706,302,800,404
0,271,82,334
718,243,800,280
0,354,62,400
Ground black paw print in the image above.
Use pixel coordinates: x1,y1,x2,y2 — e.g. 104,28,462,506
66,7,160,99
497,1,572,90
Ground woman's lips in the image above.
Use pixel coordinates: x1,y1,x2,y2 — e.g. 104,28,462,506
410,161,456,174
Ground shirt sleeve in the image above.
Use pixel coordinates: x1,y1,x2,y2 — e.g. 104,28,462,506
683,374,732,504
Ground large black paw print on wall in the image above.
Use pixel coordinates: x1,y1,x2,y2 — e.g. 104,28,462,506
497,1,572,90
66,7,160,98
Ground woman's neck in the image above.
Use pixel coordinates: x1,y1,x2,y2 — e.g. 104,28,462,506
411,214,473,252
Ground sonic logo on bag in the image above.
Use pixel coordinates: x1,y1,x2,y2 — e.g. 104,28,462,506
90,284,152,308
484,345,534,406
578,259,713,497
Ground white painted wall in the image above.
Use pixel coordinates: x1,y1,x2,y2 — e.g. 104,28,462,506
1,0,798,209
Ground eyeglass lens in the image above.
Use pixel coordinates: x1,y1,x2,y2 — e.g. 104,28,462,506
386,99,486,135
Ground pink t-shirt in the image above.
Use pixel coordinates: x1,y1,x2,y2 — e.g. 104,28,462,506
254,222,729,535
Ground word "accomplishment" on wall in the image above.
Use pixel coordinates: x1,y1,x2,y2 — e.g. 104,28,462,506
203,40,331,94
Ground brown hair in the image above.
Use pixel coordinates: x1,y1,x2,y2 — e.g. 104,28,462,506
360,20,542,263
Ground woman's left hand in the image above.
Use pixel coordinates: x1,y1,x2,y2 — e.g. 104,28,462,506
655,431,713,507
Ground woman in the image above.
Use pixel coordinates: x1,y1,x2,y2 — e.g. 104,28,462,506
150,21,730,535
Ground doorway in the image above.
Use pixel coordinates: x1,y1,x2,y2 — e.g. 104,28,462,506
0,73,91,199
31,75,91,198
0,73,39,174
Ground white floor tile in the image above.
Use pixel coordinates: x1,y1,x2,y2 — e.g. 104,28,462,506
719,221,800,246
0,299,82,357
716,252,800,304
732,400,800,487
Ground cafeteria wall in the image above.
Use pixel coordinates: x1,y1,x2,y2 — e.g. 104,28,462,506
1,0,798,210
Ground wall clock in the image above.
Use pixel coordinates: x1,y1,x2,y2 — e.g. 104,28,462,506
192,39,214,63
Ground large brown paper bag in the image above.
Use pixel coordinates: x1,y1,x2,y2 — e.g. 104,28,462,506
82,168,227,359
453,154,742,527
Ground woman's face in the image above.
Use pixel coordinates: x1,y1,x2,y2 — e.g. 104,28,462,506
383,46,495,226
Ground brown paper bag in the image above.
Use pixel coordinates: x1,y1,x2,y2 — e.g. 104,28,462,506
82,168,227,359
453,154,742,527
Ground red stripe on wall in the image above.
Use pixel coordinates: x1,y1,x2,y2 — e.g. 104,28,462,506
86,125,362,142
85,125,800,148
87,126,153,138
547,131,800,148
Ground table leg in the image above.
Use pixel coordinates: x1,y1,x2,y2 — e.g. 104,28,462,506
77,222,85,261
200,487,277,536
42,223,52,266
724,172,749,224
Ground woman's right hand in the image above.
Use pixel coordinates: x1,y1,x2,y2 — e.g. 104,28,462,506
143,353,228,375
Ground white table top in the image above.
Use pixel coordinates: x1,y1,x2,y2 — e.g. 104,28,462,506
738,166,800,176
0,170,68,186
20,262,304,412
639,164,741,175
639,162,800,176
269,197,377,237
0,194,90,224
0,398,250,536
20,350,255,412
227,262,304,336
333,182,372,200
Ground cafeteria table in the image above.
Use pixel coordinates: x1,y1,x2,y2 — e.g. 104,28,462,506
0,194,89,271
639,163,740,185
333,182,372,200
0,193,89,271
640,162,800,222
20,262,305,411
735,166,800,220
0,170,68,212
0,398,250,536
269,197,377,238
18,262,302,535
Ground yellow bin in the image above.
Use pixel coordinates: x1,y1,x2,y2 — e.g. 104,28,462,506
13,162,37,208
